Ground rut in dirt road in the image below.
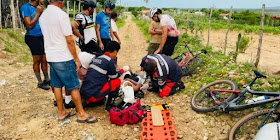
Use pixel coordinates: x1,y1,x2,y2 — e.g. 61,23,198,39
117,15,148,71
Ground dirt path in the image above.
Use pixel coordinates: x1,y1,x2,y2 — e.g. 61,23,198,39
0,15,243,140
202,30,280,75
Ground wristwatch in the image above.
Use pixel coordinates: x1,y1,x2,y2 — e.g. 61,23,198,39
153,28,156,32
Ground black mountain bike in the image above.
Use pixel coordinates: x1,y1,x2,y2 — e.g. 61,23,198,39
191,70,280,113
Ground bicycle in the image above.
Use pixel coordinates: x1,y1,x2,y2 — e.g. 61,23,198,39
191,70,280,113
228,101,280,140
173,41,207,76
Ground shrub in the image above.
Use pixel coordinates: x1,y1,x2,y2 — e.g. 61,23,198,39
238,36,250,53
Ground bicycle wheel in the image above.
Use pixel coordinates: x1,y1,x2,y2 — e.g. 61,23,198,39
191,80,238,112
181,57,201,76
228,109,280,140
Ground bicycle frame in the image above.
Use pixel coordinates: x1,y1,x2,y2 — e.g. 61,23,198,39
178,41,195,67
209,78,280,112
259,101,280,129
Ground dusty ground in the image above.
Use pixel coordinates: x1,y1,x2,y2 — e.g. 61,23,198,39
1,15,279,140
202,30,280,75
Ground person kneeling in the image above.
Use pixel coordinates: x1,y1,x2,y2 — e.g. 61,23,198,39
140,54,185,97
80,41,129,111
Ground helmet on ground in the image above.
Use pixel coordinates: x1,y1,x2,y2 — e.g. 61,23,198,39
82,0,96,8
105,0,115,9
148,7,161,19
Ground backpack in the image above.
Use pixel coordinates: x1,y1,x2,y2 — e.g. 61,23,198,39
109,99,144,126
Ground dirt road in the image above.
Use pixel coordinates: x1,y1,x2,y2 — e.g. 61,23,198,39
0,15,242,140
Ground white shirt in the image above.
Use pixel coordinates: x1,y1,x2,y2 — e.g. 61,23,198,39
111,19,119,35
39,5,73,62
160,14,180,37
78,52,96,69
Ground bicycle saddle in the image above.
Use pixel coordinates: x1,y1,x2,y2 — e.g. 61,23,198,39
201,49,207,54
254,70,267,78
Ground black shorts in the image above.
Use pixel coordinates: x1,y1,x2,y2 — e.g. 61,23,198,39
162,37,178,56
80,40,102,55
25,35,45,55
101,38,111,53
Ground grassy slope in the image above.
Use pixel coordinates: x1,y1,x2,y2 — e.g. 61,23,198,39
133,17,280,102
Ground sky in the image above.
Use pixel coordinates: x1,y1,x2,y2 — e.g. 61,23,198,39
116,0,280,9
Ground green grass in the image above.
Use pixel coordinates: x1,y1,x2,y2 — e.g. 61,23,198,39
133,18,151,42
117,15,127,29
0,29,32,63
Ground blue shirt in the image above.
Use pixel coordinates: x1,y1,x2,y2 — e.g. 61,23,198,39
95,12,111,39
20,3,42,36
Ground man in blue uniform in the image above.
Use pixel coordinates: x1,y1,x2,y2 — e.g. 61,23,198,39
140,54,185,97
80,41,129,110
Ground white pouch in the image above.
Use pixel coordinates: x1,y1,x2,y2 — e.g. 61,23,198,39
122,84,135,104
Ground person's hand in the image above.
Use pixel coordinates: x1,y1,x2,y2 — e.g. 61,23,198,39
154,49,161,54
118,41,121,45
36,5,44,15
140,83,149,90
99,43,104,51
75,60,81,72
139,71,146,78
123,66,130,73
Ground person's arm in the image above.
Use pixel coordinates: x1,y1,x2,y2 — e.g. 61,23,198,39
110,26,115,41
154,28,163,35
66,35,80,70
22,5,43,29
149,23,157,35
113,32,121,45
95,24,103,50
71,22,83,39
154,27,168,54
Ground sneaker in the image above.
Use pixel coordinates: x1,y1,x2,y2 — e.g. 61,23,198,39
38,82,50,90
64,100,76,109
176,81,185,91
147,87,158,92
43,80,51,86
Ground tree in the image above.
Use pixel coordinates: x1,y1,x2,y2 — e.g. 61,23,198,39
10,0,17,30
0,0,2,29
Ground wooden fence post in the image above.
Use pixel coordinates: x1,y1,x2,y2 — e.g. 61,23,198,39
10,0,17,30
207,8,213,46
254,4,265,67
73,0,76,19
16,0,24,31
224,6,233,55
78,0,81,12
195,10,200,36
67,0,69,16
0,0,2,29
93,0,97,22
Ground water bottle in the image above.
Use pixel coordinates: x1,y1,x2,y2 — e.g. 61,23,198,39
245,96,269,104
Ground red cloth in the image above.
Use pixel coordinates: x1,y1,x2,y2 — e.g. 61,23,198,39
86,78,121,104
159,82,176,97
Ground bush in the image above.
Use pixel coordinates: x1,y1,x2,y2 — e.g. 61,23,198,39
238,36,250,53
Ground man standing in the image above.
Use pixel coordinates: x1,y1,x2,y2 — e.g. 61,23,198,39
72,0,102,54
21,0,50,90
40,0,97,123
148,8,180,56
111,12,121,44
95,0,115,53
147,20,162,54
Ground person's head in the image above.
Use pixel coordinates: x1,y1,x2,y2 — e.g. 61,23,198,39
148,7,162,22
104,0,115,15
49,0,65,9
111,12,118,21
143,60,157,75
82,0,96,15
31,0,44,6
106,41,120,59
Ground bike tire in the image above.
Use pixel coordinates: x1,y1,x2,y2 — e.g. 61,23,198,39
181,57,201,76
191,80,238,113
228,109,279,140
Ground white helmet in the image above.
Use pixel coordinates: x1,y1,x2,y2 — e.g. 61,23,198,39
148,7,160,19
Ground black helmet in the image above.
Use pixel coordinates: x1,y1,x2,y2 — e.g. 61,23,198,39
105,0,115,9
82,0,96,8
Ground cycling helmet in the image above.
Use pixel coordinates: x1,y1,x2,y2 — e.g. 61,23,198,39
148,7,161,19
82,0,96,8
105,0,115,9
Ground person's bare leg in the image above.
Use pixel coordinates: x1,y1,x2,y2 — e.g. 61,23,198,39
71,88,96,121
32,55,42,83
53,87,69,119
41,55,50,81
